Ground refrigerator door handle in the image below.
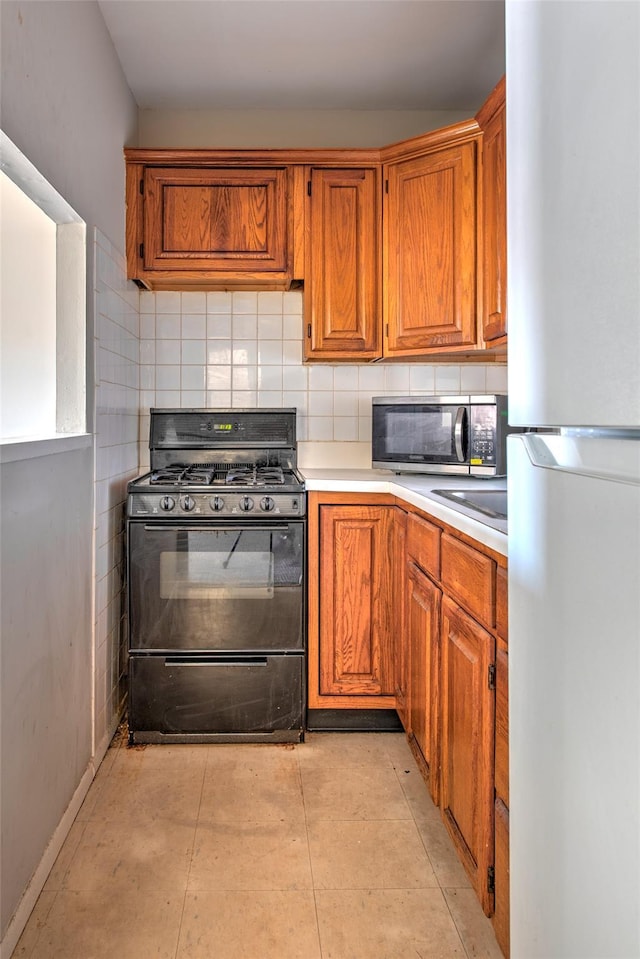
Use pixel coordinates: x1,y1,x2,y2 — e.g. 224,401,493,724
517,433,640,486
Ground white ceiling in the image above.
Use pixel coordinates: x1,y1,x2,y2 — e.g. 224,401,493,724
97,0,505,112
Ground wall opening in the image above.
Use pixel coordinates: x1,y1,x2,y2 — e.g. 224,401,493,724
0,131,86,442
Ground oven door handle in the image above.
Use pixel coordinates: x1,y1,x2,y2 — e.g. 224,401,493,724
164,656,268,667
142,525,291,532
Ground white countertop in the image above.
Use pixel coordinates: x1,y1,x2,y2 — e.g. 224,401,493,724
300,467,508,556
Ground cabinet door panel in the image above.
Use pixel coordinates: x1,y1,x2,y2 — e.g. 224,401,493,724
305,168,381,359
493,797,510,957
441,596,495,913
496,564,508,640
407,563,441,804
477,77,507,344
384,142,478,355
480,104,507,342
495,638,509,806
319,506,396,696
144,167,288,272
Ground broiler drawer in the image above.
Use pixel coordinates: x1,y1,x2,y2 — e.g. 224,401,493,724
128,653,304,743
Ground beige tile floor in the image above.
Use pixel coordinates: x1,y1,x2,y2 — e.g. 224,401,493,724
13,729,504,959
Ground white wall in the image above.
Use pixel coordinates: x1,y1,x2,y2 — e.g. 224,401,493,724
138,107,472,148
0,1,138,951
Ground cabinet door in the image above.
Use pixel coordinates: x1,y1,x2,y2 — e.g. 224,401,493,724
407,562,441,805
143,167,288,273
384,141,478,356
318,505,397,697
305,167,381,360
494,638,509,807
493,798,511,958
440,596,495,914
394,510,409,727
477,79,507,343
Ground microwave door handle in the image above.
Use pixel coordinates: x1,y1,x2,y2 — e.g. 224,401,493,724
454,408,466,462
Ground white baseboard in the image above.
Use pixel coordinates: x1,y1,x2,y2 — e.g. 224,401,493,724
0,712,122,959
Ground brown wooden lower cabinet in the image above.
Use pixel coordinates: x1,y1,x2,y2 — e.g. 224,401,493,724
307,494,404,708
440,595,496,915
318,504,396,696
407,561,441,805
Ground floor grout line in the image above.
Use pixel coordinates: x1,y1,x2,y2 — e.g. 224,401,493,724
172,744,208,959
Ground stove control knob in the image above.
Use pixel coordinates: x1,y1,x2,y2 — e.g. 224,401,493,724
210,496,225,512
159,495,175,512
260,496,275,512
239,495,254,512
181,495,196,512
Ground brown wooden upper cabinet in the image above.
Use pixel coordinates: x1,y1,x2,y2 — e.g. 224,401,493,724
125,152,298,290
304,166,382,360
124,77,507,360
383,132,479,357
476,76,507,347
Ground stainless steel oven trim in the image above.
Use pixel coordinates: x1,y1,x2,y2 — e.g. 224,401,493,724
142,524,291,532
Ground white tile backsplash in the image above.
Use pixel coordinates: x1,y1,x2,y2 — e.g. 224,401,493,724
232,291,258,313
207,314,232,338
93,230,142,750
207,291,233,313
181,314,207,339
157,314,181,339
181,291,207,313
137,290,505,461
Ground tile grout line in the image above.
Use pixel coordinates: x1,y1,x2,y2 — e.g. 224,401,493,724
171,745,209,959
296,742,325,959
396,757,475,959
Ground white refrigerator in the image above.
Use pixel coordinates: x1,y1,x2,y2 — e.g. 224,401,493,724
506,2,640,957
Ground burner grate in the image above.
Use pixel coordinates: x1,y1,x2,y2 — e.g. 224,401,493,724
225,466,285,487
150,465,217,485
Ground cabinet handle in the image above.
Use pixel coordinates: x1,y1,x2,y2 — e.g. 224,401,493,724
307,323,311,338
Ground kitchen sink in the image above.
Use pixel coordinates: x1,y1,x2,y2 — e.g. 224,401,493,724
432,488,508,521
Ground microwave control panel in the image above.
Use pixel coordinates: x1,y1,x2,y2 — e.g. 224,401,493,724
469,405,497,466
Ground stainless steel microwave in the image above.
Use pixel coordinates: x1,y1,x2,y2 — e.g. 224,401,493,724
372,395,512,477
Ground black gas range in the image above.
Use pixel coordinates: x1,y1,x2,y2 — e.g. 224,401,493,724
126,408,306,744
128,408,305,521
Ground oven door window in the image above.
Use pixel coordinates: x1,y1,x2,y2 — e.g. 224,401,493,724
128,524,304,653
159,549,274,600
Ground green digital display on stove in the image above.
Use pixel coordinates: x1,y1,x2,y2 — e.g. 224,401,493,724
214,423,233,431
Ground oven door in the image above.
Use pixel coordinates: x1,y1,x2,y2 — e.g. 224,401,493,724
127,521,304,653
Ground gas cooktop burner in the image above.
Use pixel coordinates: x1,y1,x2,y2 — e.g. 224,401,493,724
149,463,289,488
226,466,285,487
150,465,217,485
